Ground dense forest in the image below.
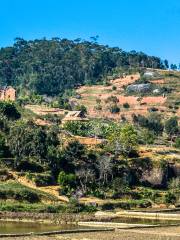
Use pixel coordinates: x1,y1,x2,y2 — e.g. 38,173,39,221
0,38,167,96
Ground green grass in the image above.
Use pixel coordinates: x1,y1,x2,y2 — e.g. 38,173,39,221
0,201,67,213
0,182,58,203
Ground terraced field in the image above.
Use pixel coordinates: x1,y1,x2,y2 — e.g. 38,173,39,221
72,71,180,122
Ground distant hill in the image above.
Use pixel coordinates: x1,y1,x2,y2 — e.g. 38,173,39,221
0,38,167,96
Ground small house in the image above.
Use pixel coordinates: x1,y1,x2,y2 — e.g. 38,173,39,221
62,111,89,125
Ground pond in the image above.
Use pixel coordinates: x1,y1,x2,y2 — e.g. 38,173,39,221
110,217,180,225
0,221,84,234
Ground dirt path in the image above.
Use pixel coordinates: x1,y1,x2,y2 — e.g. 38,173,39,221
3,226,180,240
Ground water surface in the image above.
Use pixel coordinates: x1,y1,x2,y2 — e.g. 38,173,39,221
110,217,180,225
0,221,83,234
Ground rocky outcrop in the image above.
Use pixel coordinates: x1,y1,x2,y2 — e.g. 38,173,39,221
127,84,152,93
141,167,166,187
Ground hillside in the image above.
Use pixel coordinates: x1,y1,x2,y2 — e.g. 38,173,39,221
0,38,166,97
71,70,180,122
0,38,179,214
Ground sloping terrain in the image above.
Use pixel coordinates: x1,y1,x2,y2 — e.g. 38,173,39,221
71,70,180,122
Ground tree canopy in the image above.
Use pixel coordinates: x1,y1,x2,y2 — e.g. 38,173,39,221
0,38,166,96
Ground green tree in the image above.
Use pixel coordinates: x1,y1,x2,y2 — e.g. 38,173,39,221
0,133,6,157
74,105,87,115
174,137,180,149
165,117,179,139
0,102,20,120
108,124,138,157
8,121,60,168
58,171,76,194
0,38,165,96
140,129,155,145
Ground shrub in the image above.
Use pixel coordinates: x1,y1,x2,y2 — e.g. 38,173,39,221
101,203,115,210
148,107,158,112
96,98,101,104
26,172,54,186
14,189,40,203
101,200,151,210
112,86,117,91
139,129,155,145
109,104,120,113
58,171,76,194
0,102,21,120
0,185,40,203
105,95,119,104
168,178,180,191
133,114,163,135
75,105,87,115
16,158,44,172
94,104,102,111
174,138,180,149
164,191,176,204
165,117,179,137
63,121,91,137
123,103,130,109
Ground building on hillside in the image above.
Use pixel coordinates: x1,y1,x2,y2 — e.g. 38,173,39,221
0,86,16,101
62,111,89,125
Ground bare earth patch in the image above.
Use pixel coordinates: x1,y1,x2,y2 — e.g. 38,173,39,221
5,226,180,240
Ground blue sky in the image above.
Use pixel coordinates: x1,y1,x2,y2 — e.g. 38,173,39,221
0,0,180,64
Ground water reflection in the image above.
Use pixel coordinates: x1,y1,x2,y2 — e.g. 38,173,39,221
0,221,81,234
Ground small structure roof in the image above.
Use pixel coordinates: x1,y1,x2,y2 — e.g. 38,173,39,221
62,111,89,122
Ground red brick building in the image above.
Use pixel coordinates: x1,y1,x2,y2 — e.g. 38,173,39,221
0,86,16,101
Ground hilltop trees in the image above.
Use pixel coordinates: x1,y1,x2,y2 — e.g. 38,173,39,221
170,64,177,71
0,38,166,97
164,59,169,69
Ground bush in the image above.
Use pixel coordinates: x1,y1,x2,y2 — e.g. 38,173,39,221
0,102,21,120
109,104,120,113
14,189,40,203
164,192,176,204
16,158,44,172
139,129,155,145
168,178,180,191
58,171,76,194
174,138,180,149
63,121,91,137
101,203,115,210
105,96,119,104
165,117,179,137
0,184,40,203
133,114,164,135
148,107,158,112
0,202,67,213
123,103,130,109
101,199,152,210
112,86,117,91
26,172,54,186
94,104,102,111
74,105,87,115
